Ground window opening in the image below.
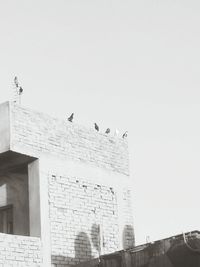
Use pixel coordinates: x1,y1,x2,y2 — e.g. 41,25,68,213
0,205,13,234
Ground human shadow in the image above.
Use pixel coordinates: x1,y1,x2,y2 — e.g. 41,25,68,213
52,231,92,266
74,231,92,262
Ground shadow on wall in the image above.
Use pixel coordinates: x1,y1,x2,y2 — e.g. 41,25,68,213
52,224,135,266
75,232,92,262
91,223,101,254
123,224,135,249
52,230,94,266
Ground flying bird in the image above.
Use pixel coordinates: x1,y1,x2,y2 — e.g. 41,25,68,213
105,128,110,134
122,131,128,139
94,123,99,131
68,113,74,122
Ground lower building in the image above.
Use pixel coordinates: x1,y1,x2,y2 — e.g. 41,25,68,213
76,231,200,267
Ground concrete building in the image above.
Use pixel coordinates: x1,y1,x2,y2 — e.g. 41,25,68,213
0,101,134,266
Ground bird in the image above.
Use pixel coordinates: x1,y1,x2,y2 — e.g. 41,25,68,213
105,128,110,134
68,113,74,122
19,87,23,95
122,131,128,138
14,76,19,87
94,123,99,131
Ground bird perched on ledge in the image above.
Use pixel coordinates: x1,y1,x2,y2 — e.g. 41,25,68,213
122,131,128,138
105,128,110,134
94,123,99,131
68,113,74,122
13,76,23,104
14,76,19,88
19,87,23,95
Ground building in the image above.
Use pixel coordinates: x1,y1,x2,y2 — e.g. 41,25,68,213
0,101,134,266
82,231,200,267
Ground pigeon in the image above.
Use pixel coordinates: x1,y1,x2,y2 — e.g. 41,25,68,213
19,87,23,95
68,113,74,122
122,131,128,138
94,123,99,131
105,128,110,134
14,76,19,87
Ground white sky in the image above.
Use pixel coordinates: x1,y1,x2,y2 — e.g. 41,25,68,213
0,0,200,245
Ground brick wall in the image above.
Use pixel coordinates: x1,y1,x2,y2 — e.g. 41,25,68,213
49,173,120,266
10,103,129,176
0,233,42,266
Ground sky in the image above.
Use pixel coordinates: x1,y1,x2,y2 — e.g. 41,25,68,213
0,0,200,245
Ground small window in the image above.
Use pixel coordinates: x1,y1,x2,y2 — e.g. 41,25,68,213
0,205,13,234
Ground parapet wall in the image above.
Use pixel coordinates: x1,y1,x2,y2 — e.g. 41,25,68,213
10,102,129,176
0,233,42,266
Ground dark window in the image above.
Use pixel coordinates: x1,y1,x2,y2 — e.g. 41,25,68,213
0,205,13,234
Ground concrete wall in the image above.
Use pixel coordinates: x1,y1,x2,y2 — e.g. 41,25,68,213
28,160,41,238
0,167,29,236
0,233,42,266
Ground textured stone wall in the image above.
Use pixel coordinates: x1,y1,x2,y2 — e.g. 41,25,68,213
49,173,119,266
10,103,129,176
0,233,42,266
